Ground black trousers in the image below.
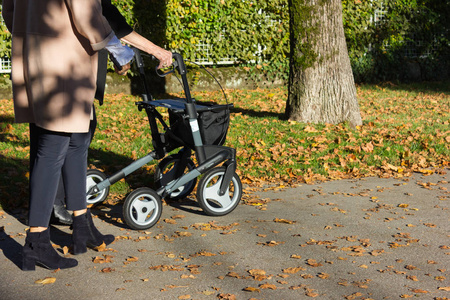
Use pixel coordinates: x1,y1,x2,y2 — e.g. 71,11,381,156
29,124,90,227
54,109,97,207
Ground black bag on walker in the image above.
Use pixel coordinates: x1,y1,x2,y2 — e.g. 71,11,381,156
168,102,230,148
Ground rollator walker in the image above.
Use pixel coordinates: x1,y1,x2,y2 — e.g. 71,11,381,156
85,49,242,230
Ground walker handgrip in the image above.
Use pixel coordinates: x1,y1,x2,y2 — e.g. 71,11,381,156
172,53,186,75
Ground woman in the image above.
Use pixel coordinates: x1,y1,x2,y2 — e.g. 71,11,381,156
2,0,134,270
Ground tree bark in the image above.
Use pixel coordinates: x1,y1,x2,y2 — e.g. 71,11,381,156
286,0,362,127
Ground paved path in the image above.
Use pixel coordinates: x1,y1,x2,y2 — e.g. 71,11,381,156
0,172,449,300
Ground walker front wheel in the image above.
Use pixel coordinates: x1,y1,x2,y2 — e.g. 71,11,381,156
86,169,109,206
196,167,242,216
123,188,162,230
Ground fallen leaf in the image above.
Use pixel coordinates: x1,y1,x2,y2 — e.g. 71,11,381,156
274,218,296,224
243,287,260,293
101,267,115,273
409,288,428,293
345,292,363,299
172,215,185,219
93,242,106,252
248,269,266,276
406,275,419,281
226,272,241,278
317,272,330,279
259,283,277,290
217,293,237,300
305,288,319,297
405,265,419,270
35,277,56,285
202,290,215,295
283,267,305,274
126,256,139,262
306,259,323,267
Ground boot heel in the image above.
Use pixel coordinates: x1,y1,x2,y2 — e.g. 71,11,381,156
72,242,87,255
22,257,36,271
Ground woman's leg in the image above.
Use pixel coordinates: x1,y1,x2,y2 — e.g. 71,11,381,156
63,127,114,254
51,106,97,224
28,125,71,228
24,125,78,270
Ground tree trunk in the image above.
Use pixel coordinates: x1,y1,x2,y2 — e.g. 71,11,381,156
286,0,362,127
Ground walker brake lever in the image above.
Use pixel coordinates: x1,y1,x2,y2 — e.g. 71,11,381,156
151,54,178,77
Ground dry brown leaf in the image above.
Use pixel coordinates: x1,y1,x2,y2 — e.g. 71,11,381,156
273,218,296,224
164,218,177,224
243,287,260,293
248,269,266,276
305,288,319,297
93,242,106,252
226,272,241,278
409,288,428,293
438,286,450,291
101,267,115,273
370,249,385,256
405,265,419,270
172,215,185,219
217,293,236,300
259,283,277,290
406,275,419,281
201,290,215,295
345,292,363,300
35,277,56,285
178,295,190,299
283,267,305,274
126,256,139,262
306,259,323,267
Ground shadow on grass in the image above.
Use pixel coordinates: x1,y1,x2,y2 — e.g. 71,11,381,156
366,80,450,95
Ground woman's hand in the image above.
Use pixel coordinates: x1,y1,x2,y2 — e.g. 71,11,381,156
114,63,131,75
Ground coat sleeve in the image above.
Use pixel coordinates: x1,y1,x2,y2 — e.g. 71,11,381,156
101,0,133,39
2,0,14,32
65,0,114,51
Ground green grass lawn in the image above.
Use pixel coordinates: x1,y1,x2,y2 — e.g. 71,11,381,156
1,81,449,210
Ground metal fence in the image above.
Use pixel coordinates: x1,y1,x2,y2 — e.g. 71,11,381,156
0,56,11,73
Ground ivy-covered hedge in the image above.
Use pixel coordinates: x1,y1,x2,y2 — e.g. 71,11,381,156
1,0,448,83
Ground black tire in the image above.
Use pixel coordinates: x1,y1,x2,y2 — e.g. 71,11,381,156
196,167,242,216
154,154,197,200
123,187,162,230
86,169,109,206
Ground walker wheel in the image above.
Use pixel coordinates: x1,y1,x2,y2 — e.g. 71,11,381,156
196,167,242,216
154,154,197,200
86,169,109,206
123,187,162,230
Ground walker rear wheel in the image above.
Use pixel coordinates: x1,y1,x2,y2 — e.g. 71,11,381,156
86,169,109,206
123,187,162,230
154,154,197,200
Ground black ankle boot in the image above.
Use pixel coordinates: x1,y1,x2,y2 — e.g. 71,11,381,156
51,204,73,225
72,209,115,255
22,229,78,271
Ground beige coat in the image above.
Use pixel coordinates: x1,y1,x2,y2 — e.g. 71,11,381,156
2,0,114,133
